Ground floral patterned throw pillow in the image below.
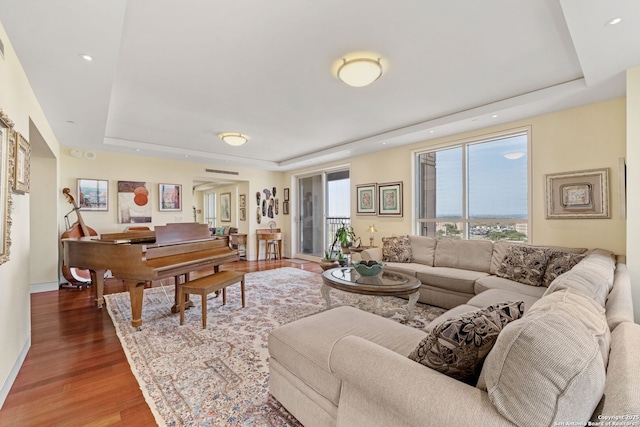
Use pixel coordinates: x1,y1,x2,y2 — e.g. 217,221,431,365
496,245,550,287
541,250,586,287
382,235,412,263
408,301,525,384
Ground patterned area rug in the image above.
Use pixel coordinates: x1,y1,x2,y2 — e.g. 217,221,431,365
104,267,446,426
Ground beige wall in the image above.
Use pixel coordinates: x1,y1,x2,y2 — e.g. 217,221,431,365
58,150,284,261
627,66,640,323
0,22,61,406
285,97,627,256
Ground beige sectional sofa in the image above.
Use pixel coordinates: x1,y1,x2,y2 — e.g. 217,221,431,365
268,237,639,427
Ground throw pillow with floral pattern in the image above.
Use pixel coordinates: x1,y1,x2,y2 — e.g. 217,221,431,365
382,235,412,262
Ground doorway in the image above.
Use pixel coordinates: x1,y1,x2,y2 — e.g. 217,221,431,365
296,169,350,259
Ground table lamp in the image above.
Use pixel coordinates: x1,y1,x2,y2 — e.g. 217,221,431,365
368,225,378,247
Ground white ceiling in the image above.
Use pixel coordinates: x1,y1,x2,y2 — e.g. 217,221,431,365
1,0,639,172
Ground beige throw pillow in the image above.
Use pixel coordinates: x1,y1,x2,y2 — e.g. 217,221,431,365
382,235,412,263
496,245,550,287
477,308,606,427
408,301,524,384
527,288,610,367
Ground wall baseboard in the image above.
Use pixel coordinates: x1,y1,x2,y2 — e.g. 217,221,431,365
30,281,59,293
0,336,31,410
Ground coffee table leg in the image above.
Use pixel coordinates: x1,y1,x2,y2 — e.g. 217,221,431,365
406,291,420,320
321,284,332,308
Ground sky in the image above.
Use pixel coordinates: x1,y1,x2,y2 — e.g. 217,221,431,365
435,134,528,218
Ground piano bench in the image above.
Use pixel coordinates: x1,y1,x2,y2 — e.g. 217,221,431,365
179,270,246,328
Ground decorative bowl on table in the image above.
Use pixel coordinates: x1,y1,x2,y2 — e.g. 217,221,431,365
353,260,384,277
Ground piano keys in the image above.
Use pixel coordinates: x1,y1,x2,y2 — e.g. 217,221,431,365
62,223,239,328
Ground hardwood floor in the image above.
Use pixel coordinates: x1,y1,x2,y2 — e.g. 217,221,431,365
0,259,322,426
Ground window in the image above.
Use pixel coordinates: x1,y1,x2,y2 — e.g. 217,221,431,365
416,130,529,242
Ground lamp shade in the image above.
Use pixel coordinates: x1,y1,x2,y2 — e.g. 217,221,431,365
368,225,378,233
337,58,383,87
219,133,248,146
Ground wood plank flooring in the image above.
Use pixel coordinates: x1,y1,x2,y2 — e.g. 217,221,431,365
0,259,322,426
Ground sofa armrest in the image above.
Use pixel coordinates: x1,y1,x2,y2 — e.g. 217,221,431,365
360,247,383,262
329,336,515,427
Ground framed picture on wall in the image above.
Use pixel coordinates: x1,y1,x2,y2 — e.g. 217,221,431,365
545,168,610,219
159,183,182,211
118,181,151,223
378,181,403,217
77,178,109,211
220,192,231,222
356,183,376,215
12,131,30,194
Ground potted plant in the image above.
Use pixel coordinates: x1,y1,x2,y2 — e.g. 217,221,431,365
333,223,356,252
320,250,339,271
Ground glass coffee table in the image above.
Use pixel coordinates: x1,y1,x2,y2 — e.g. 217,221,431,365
321,267,422,320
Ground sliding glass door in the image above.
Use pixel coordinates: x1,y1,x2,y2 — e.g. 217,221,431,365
296,169,350,259
299,174,323,256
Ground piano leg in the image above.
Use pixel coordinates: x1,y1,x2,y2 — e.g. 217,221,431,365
90,269,107,309
171,274,194,314
125,279,146,329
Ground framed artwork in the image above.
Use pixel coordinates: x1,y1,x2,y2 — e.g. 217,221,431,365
220,192,231,222
239,194,246,208
0,108,14,265
283,201,289,215
378,181,403,217
77,178,108,211
239,207,246,221
545,168,610,219
159,183,181,211
117,181,151,223
356,183,376,215
284,188,290,201
12,131,30,194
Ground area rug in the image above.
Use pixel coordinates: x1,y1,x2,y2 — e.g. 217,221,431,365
105,267,446,426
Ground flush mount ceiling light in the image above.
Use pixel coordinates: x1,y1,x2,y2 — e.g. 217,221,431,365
219,132,248,146
504,152,525,160
336,56,383,87
605,17,622,26
79,53,94,61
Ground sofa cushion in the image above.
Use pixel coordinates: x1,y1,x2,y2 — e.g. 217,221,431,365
542,250,586,287
475,275,547,299
496,244,550,287
527,289,610,367
410,235,437,266
417,267,489,295
434,239,493,273
544,249,615,307
591,322,640,421
467,289,540,313
384,262,428,277
490,242,587,275
268,306,426,407
408,301,524,384
605,265,635,331
382,235,412,263
477,306,606,427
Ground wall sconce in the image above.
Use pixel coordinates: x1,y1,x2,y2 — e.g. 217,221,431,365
368,225,378,247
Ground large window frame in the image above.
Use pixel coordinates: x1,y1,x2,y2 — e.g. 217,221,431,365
414,127,531,242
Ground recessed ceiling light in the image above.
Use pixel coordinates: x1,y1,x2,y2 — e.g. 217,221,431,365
605,17,622,26
429,130,435,134
491,114,499,118
79,53,94,61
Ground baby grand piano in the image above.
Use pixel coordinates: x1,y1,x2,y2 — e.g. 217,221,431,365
63,223,239,328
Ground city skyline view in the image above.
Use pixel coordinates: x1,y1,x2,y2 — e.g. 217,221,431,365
435,134,528,219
